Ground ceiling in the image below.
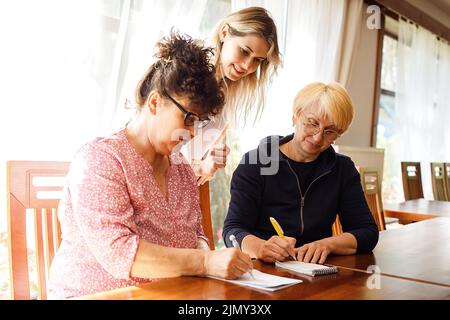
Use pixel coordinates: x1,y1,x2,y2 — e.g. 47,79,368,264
405,0,450,30
428,0,450,14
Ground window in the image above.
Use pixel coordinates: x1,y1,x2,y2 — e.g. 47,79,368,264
376,33,399,204
376,14,450,204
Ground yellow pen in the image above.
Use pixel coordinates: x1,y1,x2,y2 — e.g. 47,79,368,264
269,217,297,261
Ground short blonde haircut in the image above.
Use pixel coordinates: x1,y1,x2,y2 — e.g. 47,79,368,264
212,7,281,125
292,82,354,134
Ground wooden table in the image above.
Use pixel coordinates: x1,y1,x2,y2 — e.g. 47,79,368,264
78,218,450,300
326,217,450,287
80,260,450,300
384,199,450,222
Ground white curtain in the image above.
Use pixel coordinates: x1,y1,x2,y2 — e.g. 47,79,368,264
0,0,217,233
107,0,211,133
232,0,363,154
388,19,450,201
0,0,210,160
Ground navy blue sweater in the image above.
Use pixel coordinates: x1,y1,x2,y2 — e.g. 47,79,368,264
223,134,379,253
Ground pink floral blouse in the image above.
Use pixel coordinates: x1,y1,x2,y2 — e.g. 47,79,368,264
48,129,207,299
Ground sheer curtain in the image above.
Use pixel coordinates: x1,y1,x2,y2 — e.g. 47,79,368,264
388,19,450,201
107,0,211,133
231,0,363,153
0,0,211,159
0,0,213,232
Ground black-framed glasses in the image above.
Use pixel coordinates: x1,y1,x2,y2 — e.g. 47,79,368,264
301,115,341,142
164,91,211,128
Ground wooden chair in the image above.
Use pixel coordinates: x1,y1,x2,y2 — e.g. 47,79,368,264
443,163,450,201
430,163,448,201
401,162,424,200
7,161,214,299
199,182,215,250
7,160,70,300
359,167,386,231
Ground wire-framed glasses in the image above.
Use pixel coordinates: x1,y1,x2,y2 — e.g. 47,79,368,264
164,91,211,128
301,115,341,142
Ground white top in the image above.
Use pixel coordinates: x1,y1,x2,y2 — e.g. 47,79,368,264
180,114,228,162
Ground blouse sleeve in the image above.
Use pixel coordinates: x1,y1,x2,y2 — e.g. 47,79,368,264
67,143,139,279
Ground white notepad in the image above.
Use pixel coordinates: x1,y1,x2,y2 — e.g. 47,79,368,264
209,269,302,291
181,118,228,161
275,261,338,277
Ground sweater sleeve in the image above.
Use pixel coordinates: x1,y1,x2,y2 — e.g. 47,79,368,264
338,160,379,253
223,152,263,248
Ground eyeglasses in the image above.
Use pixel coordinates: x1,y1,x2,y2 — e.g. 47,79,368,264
301,115,341,142
164,91,211,128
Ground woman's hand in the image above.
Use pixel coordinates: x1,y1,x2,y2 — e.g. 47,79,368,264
203,248,253,279
194,143,230,186
295,240,333,264
256,236,297,263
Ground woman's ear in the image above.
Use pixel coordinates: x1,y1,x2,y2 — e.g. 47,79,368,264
219,23,230,42
147,91,160,115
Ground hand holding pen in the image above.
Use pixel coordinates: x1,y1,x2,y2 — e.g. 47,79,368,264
269,217,297,261
251,217,297,263
203,243,253,280
229,235,256,280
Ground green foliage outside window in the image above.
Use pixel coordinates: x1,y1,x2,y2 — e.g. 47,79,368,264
209,130,242,249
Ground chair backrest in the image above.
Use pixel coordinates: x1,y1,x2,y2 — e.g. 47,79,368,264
401,162,424,200
444,163,450,201
430,163,448,201
7,160,70,300
199,182,215,250
333,145,385,182
359,166,386,231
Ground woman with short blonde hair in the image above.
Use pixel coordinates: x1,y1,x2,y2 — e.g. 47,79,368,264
224,82,379,265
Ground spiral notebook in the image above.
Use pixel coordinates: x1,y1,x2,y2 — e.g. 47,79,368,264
275,261,338,277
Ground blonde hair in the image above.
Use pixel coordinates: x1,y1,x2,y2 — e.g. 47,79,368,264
212,7,281,126
292,82,354,134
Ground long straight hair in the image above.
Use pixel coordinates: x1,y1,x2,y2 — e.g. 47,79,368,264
212,7,281,126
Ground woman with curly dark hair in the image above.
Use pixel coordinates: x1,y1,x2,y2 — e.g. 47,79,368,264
48,32,253,299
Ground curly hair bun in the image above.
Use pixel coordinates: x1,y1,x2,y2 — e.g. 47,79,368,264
136,30,224,117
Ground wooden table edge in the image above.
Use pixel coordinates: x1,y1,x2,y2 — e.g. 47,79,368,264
333,265,450,288
383,209,437,221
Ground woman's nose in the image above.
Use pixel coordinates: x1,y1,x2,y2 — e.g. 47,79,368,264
241,57,253,71
312,130,324,143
